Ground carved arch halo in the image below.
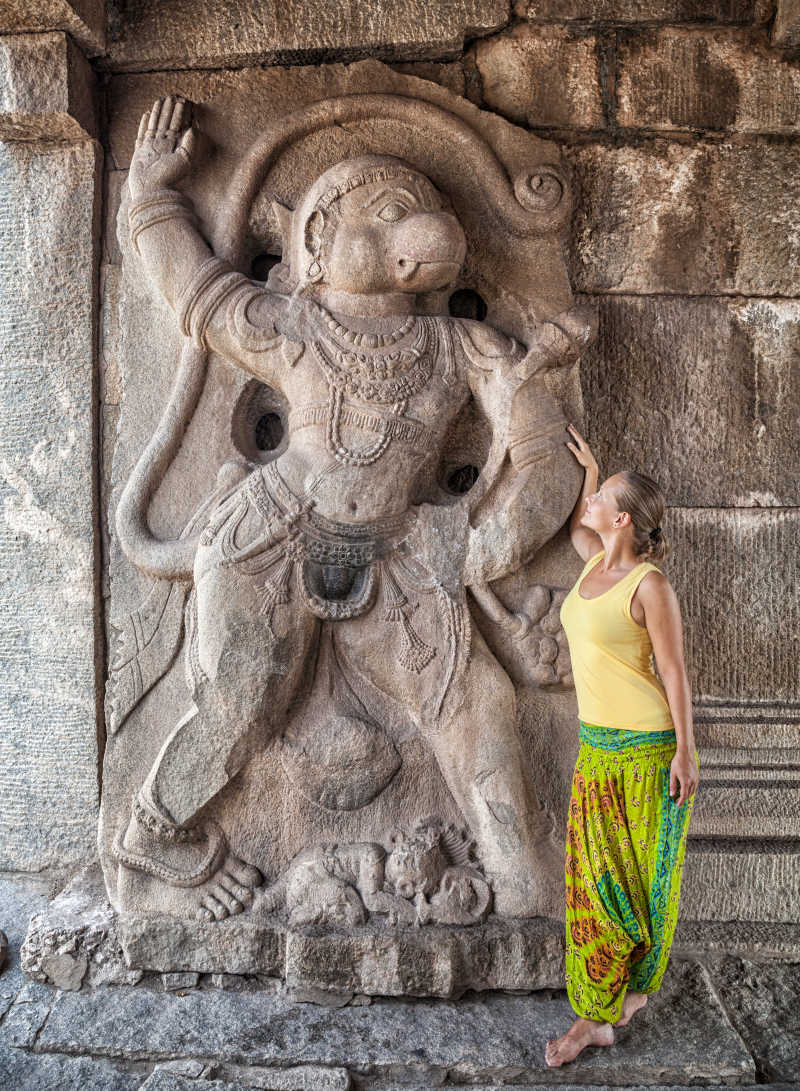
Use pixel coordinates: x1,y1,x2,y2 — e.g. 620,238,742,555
214,93,574,334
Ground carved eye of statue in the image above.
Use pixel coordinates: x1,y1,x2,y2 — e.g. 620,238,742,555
376,201,409,223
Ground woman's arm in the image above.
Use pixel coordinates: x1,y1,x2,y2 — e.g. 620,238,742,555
637,572,700,807
564,424,603,562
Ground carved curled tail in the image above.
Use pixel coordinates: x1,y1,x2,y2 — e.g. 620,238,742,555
115,339,209,581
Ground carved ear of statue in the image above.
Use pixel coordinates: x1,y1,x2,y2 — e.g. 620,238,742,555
271,199,294,254
304,209,326,259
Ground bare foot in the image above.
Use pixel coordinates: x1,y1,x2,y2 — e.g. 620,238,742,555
616,990,648,1027
545,1017,614,1067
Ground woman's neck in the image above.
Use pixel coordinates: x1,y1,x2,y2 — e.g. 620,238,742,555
596,532,640,570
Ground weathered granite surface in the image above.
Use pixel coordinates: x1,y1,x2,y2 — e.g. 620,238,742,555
102,0,509,72
682,840,800,923
664,509,799,706
0,138,102,872
0,0,105,57
617,28,800,133
5,875,800,1089
567,139,800,296
515,0,771,22
579,295,800,508
475,24,605,130
0,31,96,141
708,955,800,1083
771,0,800,48
34,958,755,1084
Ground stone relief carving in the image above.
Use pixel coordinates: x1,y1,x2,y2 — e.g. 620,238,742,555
256,818,490,929
102,87,593,931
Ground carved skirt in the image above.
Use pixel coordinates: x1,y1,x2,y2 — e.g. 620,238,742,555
564,723,696,1023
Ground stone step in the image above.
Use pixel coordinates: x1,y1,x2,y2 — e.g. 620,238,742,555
33,957,755,1087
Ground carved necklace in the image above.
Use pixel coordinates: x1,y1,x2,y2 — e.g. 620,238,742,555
308,309,434,467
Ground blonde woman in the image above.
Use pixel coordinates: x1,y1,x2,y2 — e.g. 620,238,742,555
545,424,700,1068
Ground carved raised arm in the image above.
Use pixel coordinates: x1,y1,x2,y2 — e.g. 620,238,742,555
127,96,215,313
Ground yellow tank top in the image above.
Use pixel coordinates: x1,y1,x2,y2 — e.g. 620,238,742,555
559,550,674,732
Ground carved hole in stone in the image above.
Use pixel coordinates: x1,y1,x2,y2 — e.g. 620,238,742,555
447,465,480,495
250,253,281,281
255,412,283,452
231,380,289,464
436,395,490,499
448,289,487,322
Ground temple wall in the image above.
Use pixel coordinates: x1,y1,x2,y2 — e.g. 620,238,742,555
0,1,798,923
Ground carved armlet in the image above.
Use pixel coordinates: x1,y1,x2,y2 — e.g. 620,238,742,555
175,256,250,347
128,189,198,256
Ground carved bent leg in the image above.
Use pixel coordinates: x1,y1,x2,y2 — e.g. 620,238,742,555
429,625,562,919
116,557,319,921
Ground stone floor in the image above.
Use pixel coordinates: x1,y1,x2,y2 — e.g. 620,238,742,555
1,874,798,1090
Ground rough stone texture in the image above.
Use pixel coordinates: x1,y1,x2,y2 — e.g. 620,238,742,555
102,0,509,72
579,295,800,508
567,138,800,296
772,0,800,48
0,0,105,57
682,840,800,923
707,955,800,1082
0,32,96,141
21,864,142,988
206,1064,352,1090
663,508,799,705
122,915,285,976
0,139,102,872
617,28,800,133
516,0,770,22
675,919,800,960
35,958,755,1084
475,24,605,130
120,913,564,996
0,1048,143,1091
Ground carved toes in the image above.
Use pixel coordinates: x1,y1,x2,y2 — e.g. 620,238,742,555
219,873,254,906
226,857,263,890
200,893,230,921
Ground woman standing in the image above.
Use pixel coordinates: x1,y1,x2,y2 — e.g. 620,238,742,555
545,425,700,1068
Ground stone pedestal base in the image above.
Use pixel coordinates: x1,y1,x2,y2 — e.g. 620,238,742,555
119,913,565,1000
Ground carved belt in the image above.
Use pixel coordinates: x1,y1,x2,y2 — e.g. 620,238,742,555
242,464,414,622
289,402,436,453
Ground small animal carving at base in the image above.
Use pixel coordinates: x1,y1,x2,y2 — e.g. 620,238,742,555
254,818,491,929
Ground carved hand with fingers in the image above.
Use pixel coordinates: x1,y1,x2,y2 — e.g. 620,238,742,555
129,96,199,200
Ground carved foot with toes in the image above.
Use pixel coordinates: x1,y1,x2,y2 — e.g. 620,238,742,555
114,802,262,920
193,854,263,921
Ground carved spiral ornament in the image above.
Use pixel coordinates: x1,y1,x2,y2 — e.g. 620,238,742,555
513,168,566,215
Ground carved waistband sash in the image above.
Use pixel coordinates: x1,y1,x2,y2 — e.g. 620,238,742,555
288,402,437,454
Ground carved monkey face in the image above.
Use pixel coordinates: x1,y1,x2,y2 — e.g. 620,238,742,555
283,156,467,296
318,176,466,295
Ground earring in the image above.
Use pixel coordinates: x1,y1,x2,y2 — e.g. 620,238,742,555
306,259,324,283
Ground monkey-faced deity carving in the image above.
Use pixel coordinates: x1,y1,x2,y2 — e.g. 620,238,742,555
102,83,593,936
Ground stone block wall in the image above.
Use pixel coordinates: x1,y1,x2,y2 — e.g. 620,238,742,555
1,0,798,922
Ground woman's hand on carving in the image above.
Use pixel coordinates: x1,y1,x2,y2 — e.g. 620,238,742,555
565,424,598,473
129,96,198,199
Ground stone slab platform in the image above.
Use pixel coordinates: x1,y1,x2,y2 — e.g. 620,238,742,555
23,959,755,1085
5,875,800,1086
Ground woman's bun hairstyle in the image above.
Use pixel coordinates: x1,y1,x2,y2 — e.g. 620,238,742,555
614,471,669,562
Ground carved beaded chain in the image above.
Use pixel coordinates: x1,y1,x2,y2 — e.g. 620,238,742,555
308,312,435,466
